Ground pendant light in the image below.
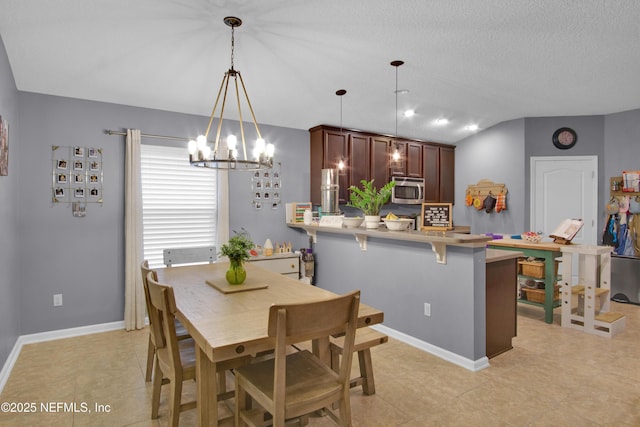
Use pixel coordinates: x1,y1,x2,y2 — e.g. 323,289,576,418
336,89,347,173
391,60,404,164
188,16,274,171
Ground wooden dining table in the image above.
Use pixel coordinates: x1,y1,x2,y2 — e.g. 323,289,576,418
155,261,384,427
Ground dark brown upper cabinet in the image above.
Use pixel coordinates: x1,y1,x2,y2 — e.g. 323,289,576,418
310,125,454,205
423,145,455,203
310,127,348,204
369,135,390,190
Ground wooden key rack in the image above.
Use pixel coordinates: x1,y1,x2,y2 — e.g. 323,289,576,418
466,179,508,198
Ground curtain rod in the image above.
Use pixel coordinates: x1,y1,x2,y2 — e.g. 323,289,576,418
104,129,189,142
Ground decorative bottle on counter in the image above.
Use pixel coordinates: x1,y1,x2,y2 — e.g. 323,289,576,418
264,239,274,256
303,209,313,225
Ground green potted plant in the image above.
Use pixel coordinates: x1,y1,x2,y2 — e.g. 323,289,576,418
347,179,396,229
219,231,255,284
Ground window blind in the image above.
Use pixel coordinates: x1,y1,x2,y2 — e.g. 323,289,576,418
141,144,217,269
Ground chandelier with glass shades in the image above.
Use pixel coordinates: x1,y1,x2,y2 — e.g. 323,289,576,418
188,16,274,171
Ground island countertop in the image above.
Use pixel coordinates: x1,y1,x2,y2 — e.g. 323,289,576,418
287,222,490,248
486,248,524,263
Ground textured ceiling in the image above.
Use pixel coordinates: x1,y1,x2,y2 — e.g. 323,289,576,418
1,0,640,143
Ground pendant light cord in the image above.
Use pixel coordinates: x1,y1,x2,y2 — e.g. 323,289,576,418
340,95,343,132
395,65,398,144
390,60,404,156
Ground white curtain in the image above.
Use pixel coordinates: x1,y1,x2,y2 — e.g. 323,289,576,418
124,129,145,331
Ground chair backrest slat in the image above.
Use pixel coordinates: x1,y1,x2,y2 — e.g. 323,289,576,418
267,291,359,341
163,246,216,267
141,261,164,348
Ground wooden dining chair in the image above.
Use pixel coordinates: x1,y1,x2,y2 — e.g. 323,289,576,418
146,272,198,426
234,290,360,427
140,261,190,382
147,273,251,426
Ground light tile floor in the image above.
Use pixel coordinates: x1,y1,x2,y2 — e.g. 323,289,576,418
1,302,638,426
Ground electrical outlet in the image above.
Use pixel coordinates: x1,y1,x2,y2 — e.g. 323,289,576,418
53,294,63,307
424,302,431,317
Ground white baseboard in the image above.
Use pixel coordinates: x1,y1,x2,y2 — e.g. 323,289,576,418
371,324,490,372
1,319,489,394
0,320,125,394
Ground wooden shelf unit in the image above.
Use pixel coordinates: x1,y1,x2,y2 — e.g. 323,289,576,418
559,245,626,337
488,239,562,324
610,175,640,198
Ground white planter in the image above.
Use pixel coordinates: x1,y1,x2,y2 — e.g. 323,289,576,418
364,215,381,229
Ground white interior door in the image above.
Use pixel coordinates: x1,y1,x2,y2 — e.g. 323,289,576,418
530,156,598,245
531,156,598,284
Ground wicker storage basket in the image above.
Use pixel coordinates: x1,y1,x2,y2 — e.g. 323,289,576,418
518,259,545,279
522,285,560,303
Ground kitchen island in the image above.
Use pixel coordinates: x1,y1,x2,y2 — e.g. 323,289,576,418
288,223,503,370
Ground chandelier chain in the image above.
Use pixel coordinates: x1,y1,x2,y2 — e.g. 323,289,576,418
230,25,235,70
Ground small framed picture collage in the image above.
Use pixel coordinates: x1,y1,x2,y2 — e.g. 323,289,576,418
251,163,281,210
52,145,103,205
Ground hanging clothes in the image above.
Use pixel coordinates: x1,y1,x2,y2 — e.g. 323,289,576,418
602,214,619,248
615,223,628,255
627,213,639,256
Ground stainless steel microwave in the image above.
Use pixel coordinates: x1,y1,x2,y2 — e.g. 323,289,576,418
391,177,424,204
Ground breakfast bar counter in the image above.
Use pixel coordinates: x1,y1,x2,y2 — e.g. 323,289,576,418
288,223,475,245
288,222,495,371
288,223,486,265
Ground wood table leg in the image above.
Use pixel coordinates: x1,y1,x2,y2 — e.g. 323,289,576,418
312,336,330,364
196,347,218,427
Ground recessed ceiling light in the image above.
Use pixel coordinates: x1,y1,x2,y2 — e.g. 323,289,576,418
403,109,415,118
465,124,479,131
433,118,449,126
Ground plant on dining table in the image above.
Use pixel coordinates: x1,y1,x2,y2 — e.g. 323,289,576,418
219,230,255,284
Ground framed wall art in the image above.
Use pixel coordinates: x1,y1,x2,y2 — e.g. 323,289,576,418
251,162,282,210
52,145,104,207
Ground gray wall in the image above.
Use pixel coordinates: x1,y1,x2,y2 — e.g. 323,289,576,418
228,122,310,247
15,92,308,337
524,115,605,232
454,118,526,235
0,35,20,370
603,109,640,213
455,114,615,238
310,232,487,362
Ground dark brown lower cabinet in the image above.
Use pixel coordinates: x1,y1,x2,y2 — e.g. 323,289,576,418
485,253,518,358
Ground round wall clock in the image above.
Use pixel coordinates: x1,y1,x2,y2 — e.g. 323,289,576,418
552,127,577,149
